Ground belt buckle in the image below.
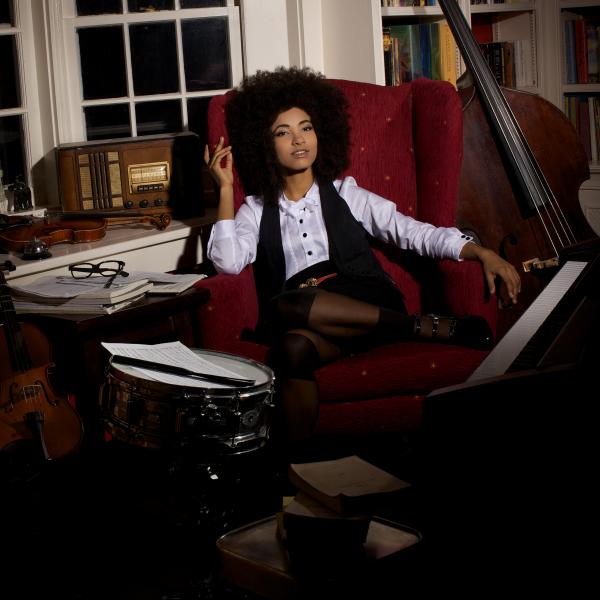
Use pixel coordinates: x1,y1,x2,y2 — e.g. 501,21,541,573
299,277,318,288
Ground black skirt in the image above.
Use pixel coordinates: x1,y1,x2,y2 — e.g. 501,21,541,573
284,260,407,314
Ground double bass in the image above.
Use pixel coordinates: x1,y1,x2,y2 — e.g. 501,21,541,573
438,0,598,337
0,261,83,463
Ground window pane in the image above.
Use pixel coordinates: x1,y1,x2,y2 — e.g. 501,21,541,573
78,27,127,100
182,18,230,92
76,0,122,16
0,35,20,109
187,96,210,146
0,0,15,25
128,0,174,12
130,22,179,96
0,115,26,187
181,0,226,7
135,100,181,135
85,104,132,140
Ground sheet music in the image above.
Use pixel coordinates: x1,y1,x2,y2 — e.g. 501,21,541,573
468,261,588,382
101,341,246,388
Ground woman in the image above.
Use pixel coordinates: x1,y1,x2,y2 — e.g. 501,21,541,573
205,67,521,443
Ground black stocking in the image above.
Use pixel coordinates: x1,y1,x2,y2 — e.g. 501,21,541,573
270,329,341,444
270,288,414,340
269,289,490,445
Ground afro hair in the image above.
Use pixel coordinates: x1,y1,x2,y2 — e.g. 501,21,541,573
224,66,351,204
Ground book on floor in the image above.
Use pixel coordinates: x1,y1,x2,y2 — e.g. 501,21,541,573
288,455,410,517
277,491,371,548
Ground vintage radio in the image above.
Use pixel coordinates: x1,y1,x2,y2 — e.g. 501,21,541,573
56,132,204,218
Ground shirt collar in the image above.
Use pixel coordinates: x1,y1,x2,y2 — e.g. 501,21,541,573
278,181,320,216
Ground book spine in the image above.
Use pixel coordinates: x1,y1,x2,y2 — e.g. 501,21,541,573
575,18,589,84
438,21,457,87
419,22,432,79
578,95,592,161
383,26,393,86
563,14,579,85
429,21,441,81
586,23,599,84
589,96,598,163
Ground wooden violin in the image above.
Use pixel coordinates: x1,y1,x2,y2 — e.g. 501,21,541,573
0,212,172,253
0,261,83,460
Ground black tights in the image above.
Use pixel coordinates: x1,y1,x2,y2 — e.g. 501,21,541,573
269,289,415,442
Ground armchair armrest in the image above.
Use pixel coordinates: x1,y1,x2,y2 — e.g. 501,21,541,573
194,267,259,349
437,259,498,337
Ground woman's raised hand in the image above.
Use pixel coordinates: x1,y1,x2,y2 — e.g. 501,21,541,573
204,136,233,189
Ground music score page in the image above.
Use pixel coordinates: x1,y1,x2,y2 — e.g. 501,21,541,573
101,341,247,388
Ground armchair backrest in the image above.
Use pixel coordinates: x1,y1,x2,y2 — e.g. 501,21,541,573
207,78,464,314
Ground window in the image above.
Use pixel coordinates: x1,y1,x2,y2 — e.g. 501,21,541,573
0,1,29,199
50,0,242,143
0,0,242,210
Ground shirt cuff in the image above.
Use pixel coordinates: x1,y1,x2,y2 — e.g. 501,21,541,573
210,219,236,241
456,232,475,261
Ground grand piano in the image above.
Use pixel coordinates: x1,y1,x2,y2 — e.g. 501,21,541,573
420,240,599,593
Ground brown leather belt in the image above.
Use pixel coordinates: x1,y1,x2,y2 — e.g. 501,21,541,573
298,273,338,288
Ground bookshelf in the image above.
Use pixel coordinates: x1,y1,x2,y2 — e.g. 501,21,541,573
556,1,600,235
380,1,539,92
318,0,600,236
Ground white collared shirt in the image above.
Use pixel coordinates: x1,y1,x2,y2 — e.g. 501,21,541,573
207,177,472,281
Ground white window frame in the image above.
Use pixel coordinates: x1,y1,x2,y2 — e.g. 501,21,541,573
0,1,55,207
46,0,243,144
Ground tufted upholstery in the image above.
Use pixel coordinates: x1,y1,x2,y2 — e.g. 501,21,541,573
196,78,496,435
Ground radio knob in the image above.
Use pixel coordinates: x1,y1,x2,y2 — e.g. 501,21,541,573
154,199,163,206
139,199,149,208
125,200,134,208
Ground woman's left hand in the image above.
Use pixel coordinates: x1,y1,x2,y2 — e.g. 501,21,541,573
461,243,521,304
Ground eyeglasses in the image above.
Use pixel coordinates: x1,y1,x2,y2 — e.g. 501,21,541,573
68,260,129,288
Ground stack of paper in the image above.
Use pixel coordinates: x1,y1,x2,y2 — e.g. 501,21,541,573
9,276,153,315
9,271,207,315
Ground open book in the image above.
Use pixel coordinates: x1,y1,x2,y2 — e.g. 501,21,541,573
288,455,410,517
140,272,207,295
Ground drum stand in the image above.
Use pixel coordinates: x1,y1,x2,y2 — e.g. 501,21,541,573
165,437,282,537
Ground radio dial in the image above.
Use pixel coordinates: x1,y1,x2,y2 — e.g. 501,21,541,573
139,199,149,208
125,200,134,208
154,199,163,206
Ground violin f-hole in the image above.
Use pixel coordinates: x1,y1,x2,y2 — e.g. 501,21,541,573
24,410,51,461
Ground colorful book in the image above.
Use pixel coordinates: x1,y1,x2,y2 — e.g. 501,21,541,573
438,20,457,86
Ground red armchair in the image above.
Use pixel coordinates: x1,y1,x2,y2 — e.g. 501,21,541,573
195,77,496,436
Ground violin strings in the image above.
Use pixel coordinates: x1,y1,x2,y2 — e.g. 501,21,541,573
1,281,34,372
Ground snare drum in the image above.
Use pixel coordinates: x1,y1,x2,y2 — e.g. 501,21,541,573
99,349,275,453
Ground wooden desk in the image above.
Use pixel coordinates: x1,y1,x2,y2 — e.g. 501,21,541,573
21,287,210,446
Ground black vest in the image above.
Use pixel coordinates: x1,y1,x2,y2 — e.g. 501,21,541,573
253,181,403,327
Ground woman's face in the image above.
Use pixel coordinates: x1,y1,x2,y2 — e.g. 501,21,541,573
270,107,317,175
